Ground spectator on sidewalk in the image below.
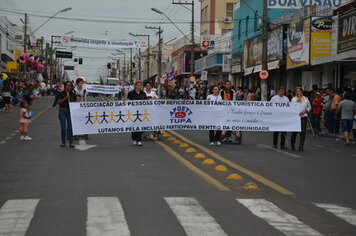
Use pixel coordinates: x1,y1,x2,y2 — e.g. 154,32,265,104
312,92,323,132
323,88,333,133
336,92,356,145
331,91,341,134
1,79,12,113
291,88,311,151
270,87,290,149
19,101,32,141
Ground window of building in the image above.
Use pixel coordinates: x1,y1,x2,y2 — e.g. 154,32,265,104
238,20,241,39
245,16,249,36
226,3,234,19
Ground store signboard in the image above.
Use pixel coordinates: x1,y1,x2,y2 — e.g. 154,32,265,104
242,26,283,69
268,0,350,9
338,10,356,53
287,17,310,69
310,17,332,62
231,53,242,73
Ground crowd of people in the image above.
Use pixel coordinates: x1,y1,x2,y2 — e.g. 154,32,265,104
1,73,355,149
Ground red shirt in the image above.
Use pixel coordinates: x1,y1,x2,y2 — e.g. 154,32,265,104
312,98,323,114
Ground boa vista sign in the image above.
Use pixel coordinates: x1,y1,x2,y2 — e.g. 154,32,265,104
268,0,349,8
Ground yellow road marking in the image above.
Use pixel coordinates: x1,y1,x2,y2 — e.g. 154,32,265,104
168,131,294,195
156,141,230,192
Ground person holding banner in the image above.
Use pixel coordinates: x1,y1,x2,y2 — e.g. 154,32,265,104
57,81,77,148
291,88,311,151
207,85,222,146
270,87,290,149
127,81,147,146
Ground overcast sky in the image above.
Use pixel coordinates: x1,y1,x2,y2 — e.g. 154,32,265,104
2,0,200,81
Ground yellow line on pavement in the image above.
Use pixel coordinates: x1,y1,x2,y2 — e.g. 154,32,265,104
168,131,294,195
156,141,231,192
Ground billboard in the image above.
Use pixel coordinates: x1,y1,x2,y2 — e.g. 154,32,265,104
231,53,242,73
242,26,284,68
338,10,356,53
287,17,310,69
268,0,350,9
310,17,332,62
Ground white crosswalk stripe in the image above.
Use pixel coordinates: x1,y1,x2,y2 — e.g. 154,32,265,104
165,197,227,236
237,199,322,236
314,203,356,227
0,199,40,236
86,197,131,236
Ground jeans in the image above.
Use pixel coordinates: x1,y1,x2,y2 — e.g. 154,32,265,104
325,110,334,133
291,117,307,148
273,132,286,147
209,130,222,142
58,109,73,144
132,132,143,142
311,113,321,131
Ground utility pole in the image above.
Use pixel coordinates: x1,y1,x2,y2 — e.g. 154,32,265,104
172,0,195,77
138,48,142,81
146,25,163,97
130,48,133,83
261,0,268,101
23,13,28,78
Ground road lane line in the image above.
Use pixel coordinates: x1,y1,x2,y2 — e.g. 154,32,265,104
314,203,356,227
169,131,294,195
0,140,7,145
237,199,321,236
87,197,130,236
0,199,40,236
156,141,230,191
257,144,301,158
6,137,11,140
165,197,227,236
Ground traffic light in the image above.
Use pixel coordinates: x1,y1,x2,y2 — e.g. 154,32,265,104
107,63,111,69
132,62,135,68
79,58,83,64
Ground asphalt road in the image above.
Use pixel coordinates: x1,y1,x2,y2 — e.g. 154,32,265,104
0,96,355,236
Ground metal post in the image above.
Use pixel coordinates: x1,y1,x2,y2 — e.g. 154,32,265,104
23,13,28,78
138,48,142,81
191,0,195,77
147,35,150,80
261,0,268,101
158,27,163,97
130,48,133,83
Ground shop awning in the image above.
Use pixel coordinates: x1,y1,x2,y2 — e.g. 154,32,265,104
312,50,356,66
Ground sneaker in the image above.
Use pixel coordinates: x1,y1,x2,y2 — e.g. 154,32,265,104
132,140,137,145
20,135,25,141
215,141,222,146
24,136,32,141
209,142,215,146
137,141,142,146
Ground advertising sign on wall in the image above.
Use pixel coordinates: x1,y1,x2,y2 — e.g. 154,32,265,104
231,53,242,73
242,26,284,68
338,10,356,53
201,35,216,50
310,17,332,62
287,17,310,69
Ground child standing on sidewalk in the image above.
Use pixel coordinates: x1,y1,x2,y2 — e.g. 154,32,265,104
20,101,32,141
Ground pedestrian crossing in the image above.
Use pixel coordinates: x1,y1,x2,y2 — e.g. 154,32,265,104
0,197,355,235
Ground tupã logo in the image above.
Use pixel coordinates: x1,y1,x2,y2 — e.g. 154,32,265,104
169,106,193,124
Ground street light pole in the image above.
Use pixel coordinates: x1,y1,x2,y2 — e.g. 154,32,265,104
129,33,150,81
23,13,28,78
172,1,195,77
261,0,268,101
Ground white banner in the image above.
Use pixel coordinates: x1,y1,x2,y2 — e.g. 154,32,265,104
60,36,148,49
85,85,120,95
69,100,302,135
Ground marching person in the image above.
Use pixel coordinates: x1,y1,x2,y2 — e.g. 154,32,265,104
291,88,311,151
207,85,222,146
270,87,290,149
56,81,77,148
144,81,158,99
74,77,87,102
127,81,147,146
336,92,356,145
